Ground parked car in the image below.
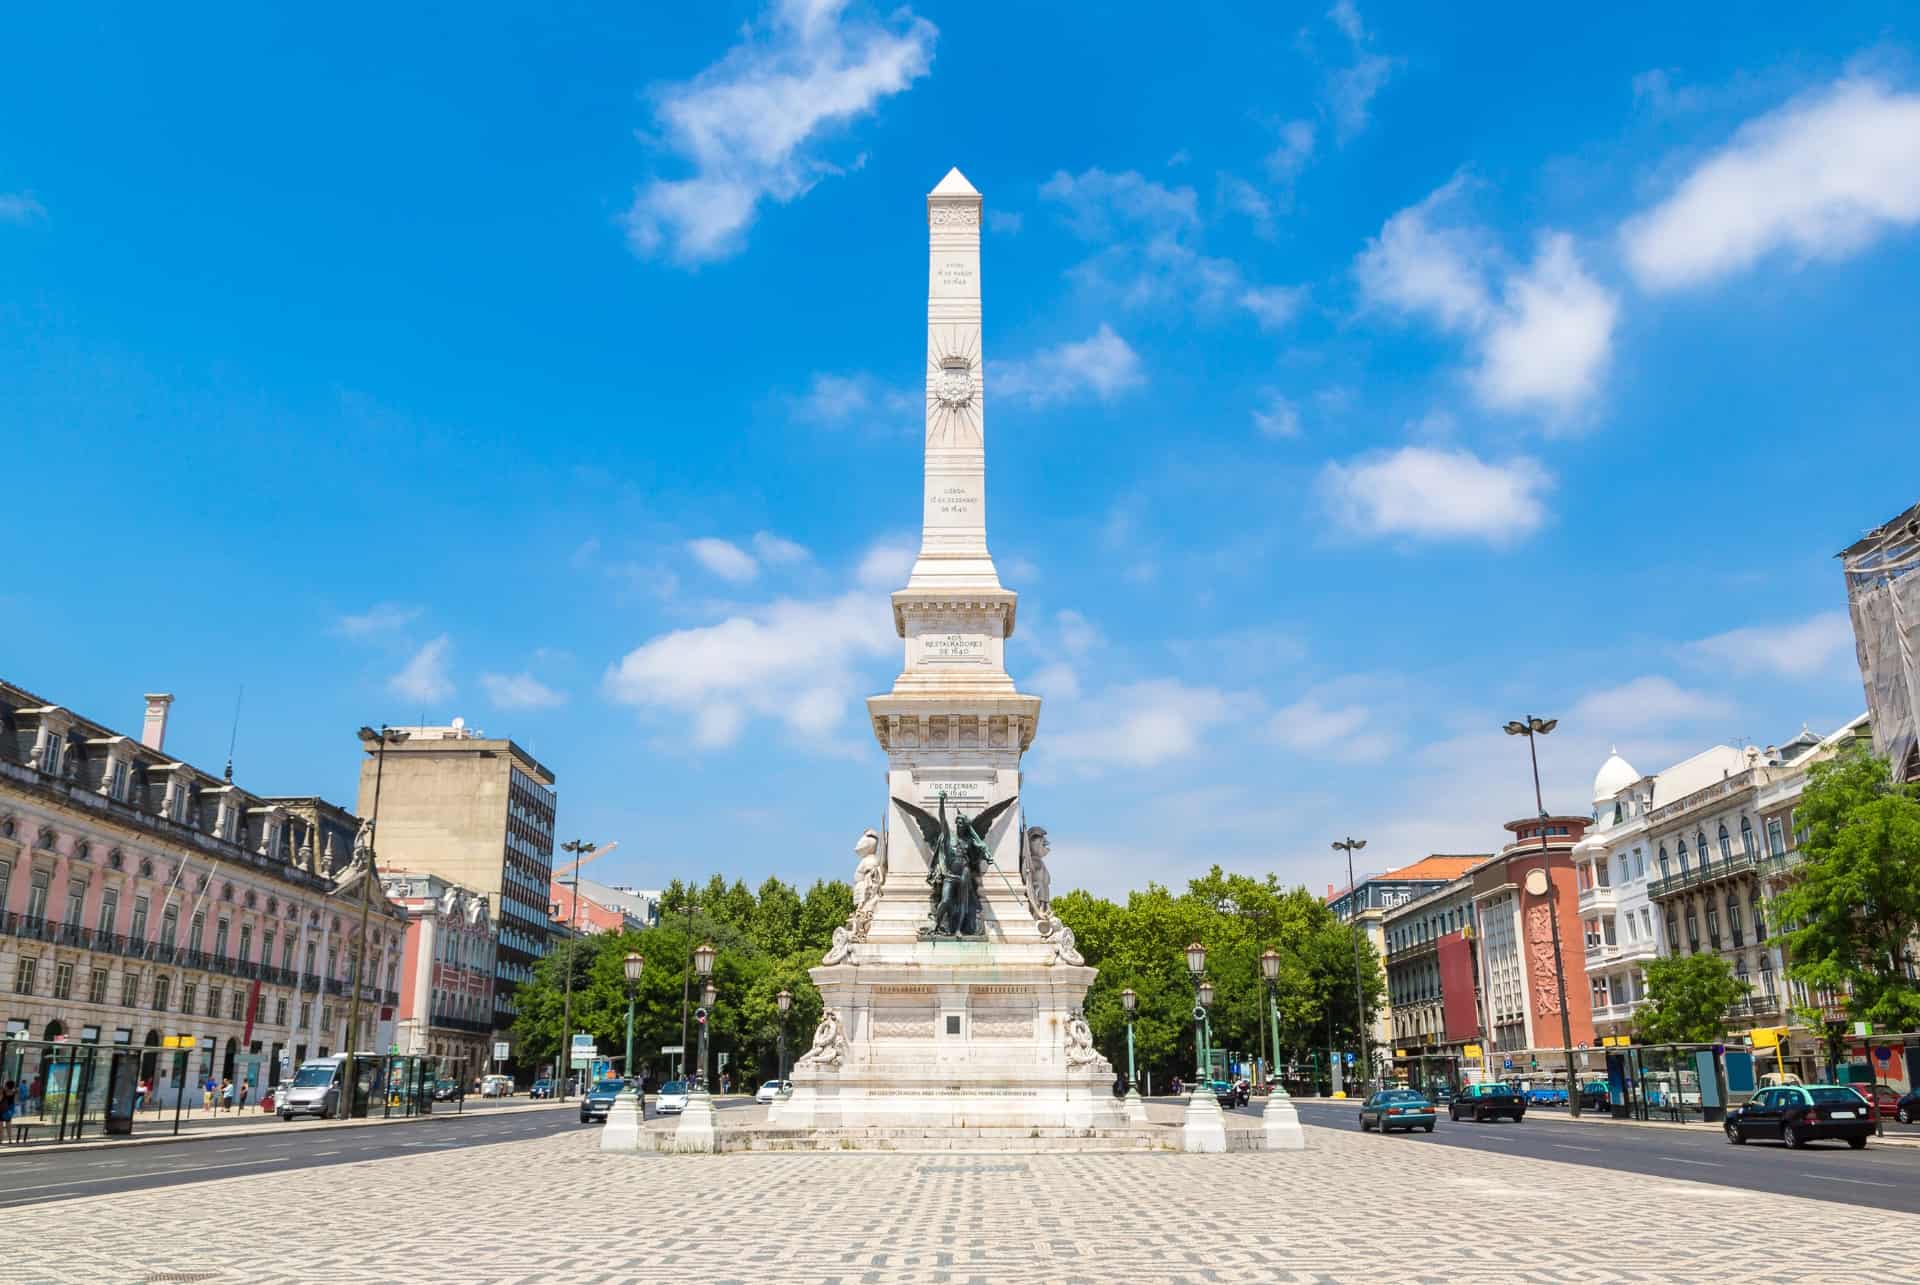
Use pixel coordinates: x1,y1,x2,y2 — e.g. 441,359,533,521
280,1054,346,1120
528,1078,553,1100
1726,1084,1874,1148
1428,1083,1454,1105
1212,1079,1250,1108
579,1079,628,1124
1358,1088,1436,1133
1524,1085,1568,1107
1849,1083,1899,1120
480,1074,514,1098
1895,1088,1920,1125
431,1078,460,1102
1449,1082,1527,1122
1578,1080,1611,1112
755,1080,792,1104
654,1079,690,1116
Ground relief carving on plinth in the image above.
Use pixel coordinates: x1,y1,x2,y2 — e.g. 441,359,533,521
1527,905,1562,1015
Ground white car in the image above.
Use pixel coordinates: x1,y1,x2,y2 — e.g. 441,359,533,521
654,1080,690,1115
480,1075,514,1098
755,1080,792,1104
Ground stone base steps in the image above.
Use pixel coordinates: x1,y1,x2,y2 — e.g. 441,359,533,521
644,1124,1180,1153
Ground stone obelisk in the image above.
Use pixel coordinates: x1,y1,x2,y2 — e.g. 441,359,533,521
774,170,1124,1134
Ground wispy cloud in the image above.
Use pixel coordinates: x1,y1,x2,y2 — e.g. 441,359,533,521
996,325,1145,406
1621,77,1920,290
390,635,454,703
1047,678,1233,771
752,531,810,566
479,672,567,711
1570,676,1732,731
0,193,46,224
854,538,914,589
624,0,937,265
1252,393,1302,439
1270,696,1394,762
790,371,916,426
1318,445,1552,546
687,537,761,583
1688,612,1854,678
334,603,424,638
1325,1,1400,141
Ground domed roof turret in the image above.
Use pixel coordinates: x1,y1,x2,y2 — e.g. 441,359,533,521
1592,747,1638,803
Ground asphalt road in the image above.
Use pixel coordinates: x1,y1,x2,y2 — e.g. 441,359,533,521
1254,1098,1920,1213
0,1102,590,1210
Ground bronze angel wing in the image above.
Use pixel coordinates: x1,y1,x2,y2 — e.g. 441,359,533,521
890,796,945,848
966,796,1019,844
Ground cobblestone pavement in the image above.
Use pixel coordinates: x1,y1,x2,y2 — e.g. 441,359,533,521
5,1122,1910,1284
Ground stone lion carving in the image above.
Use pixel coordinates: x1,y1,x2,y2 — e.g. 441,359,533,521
1064,1011,1099,1068
795,1009,846,1070
1021,826,1052,920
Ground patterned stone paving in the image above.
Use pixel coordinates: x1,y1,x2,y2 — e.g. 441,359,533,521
4,1123,1910,1284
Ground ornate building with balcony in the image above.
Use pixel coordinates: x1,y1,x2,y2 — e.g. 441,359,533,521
1384,868,1487,1083
0,680,405,1107
381,871,497,1075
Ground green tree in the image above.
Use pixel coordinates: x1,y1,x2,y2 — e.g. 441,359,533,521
1770,746,1920,1031
1632,953,1748,1044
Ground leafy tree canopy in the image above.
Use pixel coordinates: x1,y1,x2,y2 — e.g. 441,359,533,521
1632,953,1747,1044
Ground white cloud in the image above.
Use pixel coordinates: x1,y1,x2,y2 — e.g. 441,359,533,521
996,325,1145,406
603,591,893,747
1318,445,1552,546
1040,168,1198,240
791,371,915,426
0,193,46,224
1240,283,1308,329
987,209,1023,235
390,635,454,703
479,672,568,711
1688,611,1854,679
1356,180,1616,418
1004,554,1041,583
687,537,760,582
1270,697,1383,757
1028,661,1081,702
624,0,937,265
1047,678,1233,770
1632,68,1706,116
1570,676,1732,731
1217,173,1272,234
1252,394,1302,439
1471,233,1619,415
1324,2,1399,141
333,603,424,638
1622,78,1920,290
1266,119,1317,181
1054,609,1102,656
855,539,914,589
752,531,810,565
1328,0,1366,42
568,537,602,568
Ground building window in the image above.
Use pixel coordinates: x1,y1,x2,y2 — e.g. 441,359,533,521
1584,918,1602,950
231,991,245,1021
282,939,295,974
153,975,171,1011
64,879,86,925
1729,895,1745,947
52,962,73,1000
122,972,140,1006
1751,890,1766,943
1706,907,1721,949
1740,817,1755,859
1658,846,1670,878
305,943,318,977
274,998,288,1025
1591,976,1611,1008
321,1005,334,1033
88,968,109,1005
15,957,36,994
130,895,150,942
98,887,119,938
299,1001,311,1029
161,906,179,949
1685,909,1700,952
1759,958,1776,996
1603,916,1618,946
182,982,198,1014
209,986,222,1017
1766,818,1786,857
26,869,50,921
1676,840,1689,874
1719,825,1733,861
214,918,230,960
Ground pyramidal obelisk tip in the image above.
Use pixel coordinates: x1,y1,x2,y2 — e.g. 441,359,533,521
929,166,980,198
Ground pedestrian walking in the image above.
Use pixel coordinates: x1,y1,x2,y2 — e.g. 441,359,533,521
238,1081,251,1112
1,1079,16,1138
220,1078,234,1112
202,1077,216,1111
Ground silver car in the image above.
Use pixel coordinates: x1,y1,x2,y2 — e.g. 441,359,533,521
654,1080,690,1115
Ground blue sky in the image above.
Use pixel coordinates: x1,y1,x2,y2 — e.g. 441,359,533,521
4,1,1916,899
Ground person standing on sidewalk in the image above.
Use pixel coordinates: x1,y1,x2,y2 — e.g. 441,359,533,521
1,1079,16,1136
220,1078,234,1112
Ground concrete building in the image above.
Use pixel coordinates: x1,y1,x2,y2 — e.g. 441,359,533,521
353,721,556,1030
0,680,405,1107
1329,855,1488,1074
381,871,496,1075
1840,497,1920,782
548,875,654,936
1383,869,1486,1087
1470,815,1596,1066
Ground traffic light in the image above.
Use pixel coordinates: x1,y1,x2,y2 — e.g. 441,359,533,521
1529,1055,1538,1070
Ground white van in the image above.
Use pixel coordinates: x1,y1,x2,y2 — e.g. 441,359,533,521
280,1055,346,1120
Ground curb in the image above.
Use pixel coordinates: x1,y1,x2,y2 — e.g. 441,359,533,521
1,1099,568,1157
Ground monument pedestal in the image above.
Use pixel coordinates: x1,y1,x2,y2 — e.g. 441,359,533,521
671,1092,717,1153
1123,1089,1149,1124
598,1090,643,1153
1181,1091,1229,1153
1262,1095,1306,1149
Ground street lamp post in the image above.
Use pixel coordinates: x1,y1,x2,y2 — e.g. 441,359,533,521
1260,948,1288,1099
343,725,408,1120
1120,987,1139,1097
622,952,644,1099
1332,836,1374,1090
1198,978,1216,1084
775,988,792,1097
556,838,596,1101
1504,714,1581,1119
1184,942,1208,1090
677,901,701,1083
692,942,716,1095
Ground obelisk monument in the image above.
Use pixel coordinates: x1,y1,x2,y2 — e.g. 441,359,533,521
773,169,1124,1133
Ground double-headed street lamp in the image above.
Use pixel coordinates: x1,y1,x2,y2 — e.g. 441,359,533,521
1120,987,1140,1101
1331,836,1373,1089
1260,948,1289,1099
1504,714,1581,1118
621,952,644,1100
342,725,408,1121
1185,942,1208,1090
775,987,793,1096
692,941,716,1094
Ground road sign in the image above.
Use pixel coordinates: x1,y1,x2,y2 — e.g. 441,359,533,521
1343,1052,1354,1064
659,1044,684,1055
1876,1046,1893,1062
570,1033,595,1067
493,1041,510,1061
1503,1057,1514,1069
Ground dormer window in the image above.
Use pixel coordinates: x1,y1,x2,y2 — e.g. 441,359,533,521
104,756,131,802
162,771,196,825
36,733,62,776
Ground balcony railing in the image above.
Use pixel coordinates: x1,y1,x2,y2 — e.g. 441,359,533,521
1648,767,1759,824
1647,849,1761,899
428,1015,495,1035
0,913,348,995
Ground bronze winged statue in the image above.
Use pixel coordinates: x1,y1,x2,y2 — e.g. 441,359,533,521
891,792,1018,937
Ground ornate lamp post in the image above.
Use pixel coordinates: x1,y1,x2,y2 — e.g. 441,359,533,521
775,988,793,1097
1504,714,1581,1118
692,942,716,1095
1198,977,1216,1085
1120,987,1140,1100
1184,942,1207,1091
1260,948,1288,1099
621,952,644,1100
